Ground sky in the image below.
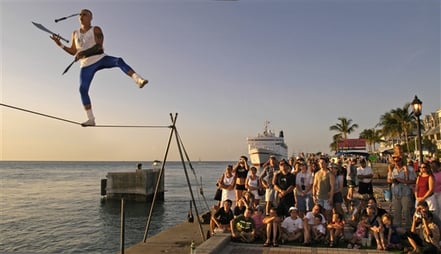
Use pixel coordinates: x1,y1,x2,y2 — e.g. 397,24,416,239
1,0,440,161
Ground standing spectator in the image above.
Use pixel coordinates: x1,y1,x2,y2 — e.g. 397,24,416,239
260,155,278,215
295,160,313,217
281,207,304,244
218,165,237,210
346,157,358,203
431,160,441,217
330,163,345,217
357,158,374,197
273,159,296,217
338,159,350,214
312,157,335,221
233,156,250,206
415,162,436,212
230,208,256,243
263,207,281,247
245,166,262,208
388,145,416,229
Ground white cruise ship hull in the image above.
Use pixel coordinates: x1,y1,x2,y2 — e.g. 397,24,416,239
247,121,288,166
249,147,287,166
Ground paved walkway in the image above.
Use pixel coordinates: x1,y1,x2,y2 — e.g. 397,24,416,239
222,242,389,254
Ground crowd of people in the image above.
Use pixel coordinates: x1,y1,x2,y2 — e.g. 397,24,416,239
209,145,441,253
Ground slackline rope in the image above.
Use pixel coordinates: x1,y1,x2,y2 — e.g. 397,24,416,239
0,103,171,128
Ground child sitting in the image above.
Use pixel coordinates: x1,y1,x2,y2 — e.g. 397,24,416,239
381,213,401,250
312,214,326,242
348,214,369,249
367,204,386,250
327,212,344,247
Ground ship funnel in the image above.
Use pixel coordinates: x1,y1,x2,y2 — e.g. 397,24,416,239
279,131,284,138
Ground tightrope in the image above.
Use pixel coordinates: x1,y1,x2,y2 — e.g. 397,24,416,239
0,102,172,128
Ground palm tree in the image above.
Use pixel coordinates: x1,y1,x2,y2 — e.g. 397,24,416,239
329,117,359,151
377,103,416,153
359,128,383,152
330,133,343,152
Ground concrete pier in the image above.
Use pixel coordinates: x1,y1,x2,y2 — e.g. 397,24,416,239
104,169,164,202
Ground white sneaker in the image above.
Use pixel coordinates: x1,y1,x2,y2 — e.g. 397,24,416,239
137,78,148,88
81,118,96,127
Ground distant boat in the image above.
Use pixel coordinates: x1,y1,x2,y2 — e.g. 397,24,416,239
152,160,162,170
247,121,288,166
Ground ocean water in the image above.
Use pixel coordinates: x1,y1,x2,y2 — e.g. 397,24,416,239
0,161,229,253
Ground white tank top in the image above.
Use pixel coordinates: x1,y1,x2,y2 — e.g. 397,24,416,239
74,26,105,67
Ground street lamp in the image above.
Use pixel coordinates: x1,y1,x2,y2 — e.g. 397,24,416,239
411,95,423,165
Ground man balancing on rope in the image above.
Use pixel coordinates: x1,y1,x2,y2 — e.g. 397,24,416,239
50,9,148,127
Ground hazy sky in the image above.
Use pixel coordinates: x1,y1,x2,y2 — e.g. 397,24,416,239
1,0,440,161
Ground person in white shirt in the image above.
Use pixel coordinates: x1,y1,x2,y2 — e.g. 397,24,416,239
357,158,373,197
303,204,326,246
281,207,304,243
51,9,148,126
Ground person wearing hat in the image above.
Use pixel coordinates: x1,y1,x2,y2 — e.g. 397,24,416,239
388,144,416,229
281,207,303,244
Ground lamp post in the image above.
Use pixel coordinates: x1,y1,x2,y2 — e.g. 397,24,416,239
411,95,423,165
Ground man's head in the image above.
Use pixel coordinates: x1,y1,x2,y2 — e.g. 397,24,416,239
288,206,298,218
223,199,232,209
279,159,290,173
244,208,253,218
79,9,93,25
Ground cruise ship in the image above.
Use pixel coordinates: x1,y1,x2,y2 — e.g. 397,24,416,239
247,121,288,166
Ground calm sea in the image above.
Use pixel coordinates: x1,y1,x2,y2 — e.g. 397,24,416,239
0,161,230,253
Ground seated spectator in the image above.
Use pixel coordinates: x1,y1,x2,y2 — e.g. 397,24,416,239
210,199,234,235
281,206,304,244
263,207,281,247
381,213,401,250
416,198,441,230
327,212,344,247
405,210,440,254
366,204,386,250
312,214,326,242
234,191,254,216
230,208,256,243
347,214,369,249
363,197,388,218
303,204,326,246
252,205,265,240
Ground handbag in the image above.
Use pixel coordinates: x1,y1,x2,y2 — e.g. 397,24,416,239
258,188,265,196
214,188,222,201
